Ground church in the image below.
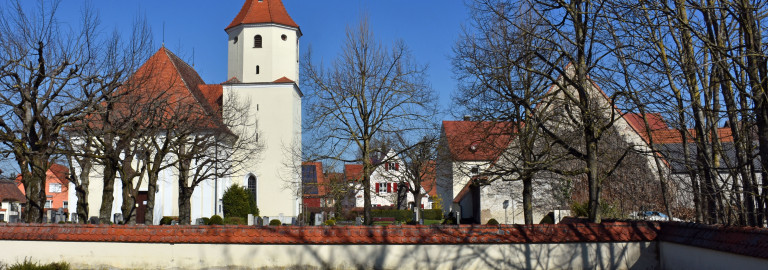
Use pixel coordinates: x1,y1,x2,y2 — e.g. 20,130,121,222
67,0,302,224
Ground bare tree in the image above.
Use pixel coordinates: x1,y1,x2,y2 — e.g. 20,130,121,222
303,18,437,225
172,90,262,225
0,0,151,222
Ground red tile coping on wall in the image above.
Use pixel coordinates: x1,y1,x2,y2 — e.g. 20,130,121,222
659,222,768,259
0,222,659,245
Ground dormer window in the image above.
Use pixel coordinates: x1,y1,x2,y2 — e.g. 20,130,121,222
254,35,263,48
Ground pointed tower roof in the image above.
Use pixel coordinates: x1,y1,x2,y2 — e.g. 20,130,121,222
226,0,299,31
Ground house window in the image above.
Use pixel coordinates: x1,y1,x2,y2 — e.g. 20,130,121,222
254,35,263,48
248,175,257,203
49,183,62,193
44,200,52,209
470,166,480,175
385,162,399,171
63,201,68,209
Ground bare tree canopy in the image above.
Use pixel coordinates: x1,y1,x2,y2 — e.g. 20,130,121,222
303,18,438,225
0,0,152,222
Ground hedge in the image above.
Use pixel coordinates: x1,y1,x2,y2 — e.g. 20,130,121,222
422,209,443,220
371,209,413,223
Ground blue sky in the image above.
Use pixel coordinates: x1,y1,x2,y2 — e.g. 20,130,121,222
0,0,471,174
54,0,470,115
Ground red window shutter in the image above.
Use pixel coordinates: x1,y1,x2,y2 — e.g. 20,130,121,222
395,163,400,171
375,183,380,193
387,183,391,192
385,163,389,171
393,183,398,192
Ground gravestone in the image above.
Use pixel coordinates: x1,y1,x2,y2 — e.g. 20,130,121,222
195,218,205,225
314,213,323,226
113,213,123,224
89,216,99,224
247,214,254,226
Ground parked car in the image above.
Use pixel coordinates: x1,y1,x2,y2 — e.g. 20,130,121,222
630,211,682,222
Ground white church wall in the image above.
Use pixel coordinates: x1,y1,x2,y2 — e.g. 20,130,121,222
227,25,300,83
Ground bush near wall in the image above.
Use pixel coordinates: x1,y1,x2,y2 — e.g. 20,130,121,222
160,216,178,225
222,184,259,219
208,215,224,225
224,217,245,225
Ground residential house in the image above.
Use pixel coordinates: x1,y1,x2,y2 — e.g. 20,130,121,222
16,164,69,221
0,180,25,223
346,150,436,210
439,65,661,224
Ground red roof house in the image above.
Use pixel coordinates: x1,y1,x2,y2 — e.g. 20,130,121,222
16,163,70,212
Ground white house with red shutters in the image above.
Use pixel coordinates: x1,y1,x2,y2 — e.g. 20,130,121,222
347,150,436,209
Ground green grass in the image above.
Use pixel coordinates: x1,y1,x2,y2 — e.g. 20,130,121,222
6,258,69,270
423,219,443,225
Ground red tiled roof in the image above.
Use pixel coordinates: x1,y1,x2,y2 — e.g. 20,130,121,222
222,77,241,84
0,181,25,203
0,222,659,244
198,84,223,114
419,161,438,197
650,127,734,144
442,121,516,161
122,47,227,132
273,76,294,83
226,0,299,30
345,164,364,182
624,113,669,132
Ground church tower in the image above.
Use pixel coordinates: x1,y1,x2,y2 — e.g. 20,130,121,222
223,0,302,221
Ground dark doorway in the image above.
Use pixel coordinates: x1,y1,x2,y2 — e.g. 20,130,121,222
136,191,149,224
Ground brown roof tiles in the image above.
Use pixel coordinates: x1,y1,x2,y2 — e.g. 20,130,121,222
226,0,299,30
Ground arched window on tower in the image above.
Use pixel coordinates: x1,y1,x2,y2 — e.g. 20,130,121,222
248,175,257,203
254,35,262,48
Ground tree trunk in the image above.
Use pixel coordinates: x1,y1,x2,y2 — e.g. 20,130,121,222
178,188,192,225
75,160,92,224
21,157,48,223
522,175,533,224
145,169,159,225
178,156,193,225
99,159,118,224
413,191,423,223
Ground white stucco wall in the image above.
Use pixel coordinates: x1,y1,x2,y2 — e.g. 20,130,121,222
660,242,768,270
223,83,301,219
0,240,658,269
227,24,300,84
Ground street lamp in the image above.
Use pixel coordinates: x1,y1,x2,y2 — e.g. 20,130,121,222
503,200,510,224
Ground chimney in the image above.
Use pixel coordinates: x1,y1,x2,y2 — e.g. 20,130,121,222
463,115,471,121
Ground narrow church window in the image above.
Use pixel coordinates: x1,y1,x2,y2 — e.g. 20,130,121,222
254,35,262,48
233,36,238,44
256,65,260,74
248,175,257,203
